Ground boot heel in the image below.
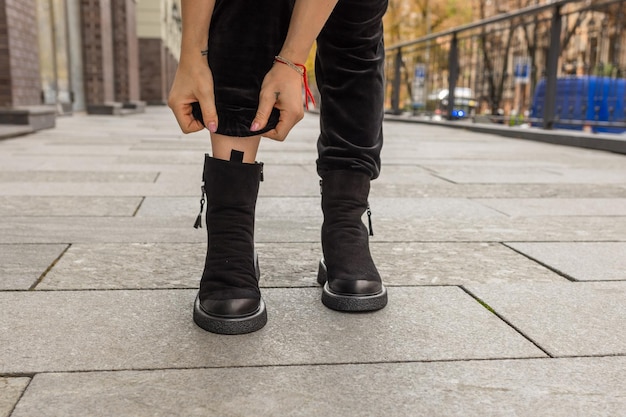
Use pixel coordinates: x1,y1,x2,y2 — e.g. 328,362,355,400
316,259,328,286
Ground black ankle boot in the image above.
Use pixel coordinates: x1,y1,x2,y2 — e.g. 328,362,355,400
317,170,387,312
193,154,267,334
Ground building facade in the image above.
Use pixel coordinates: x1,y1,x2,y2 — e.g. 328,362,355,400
0,0,181,129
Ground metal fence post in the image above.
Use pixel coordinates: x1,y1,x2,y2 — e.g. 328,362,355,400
447,33,459,119
543,5,562,129
391,48,402,115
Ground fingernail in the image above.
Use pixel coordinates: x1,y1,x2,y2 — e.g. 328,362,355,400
208,122,217,133
250,122,260,131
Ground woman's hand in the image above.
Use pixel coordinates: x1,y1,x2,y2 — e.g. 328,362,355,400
168,57,219,134
250,61,305,141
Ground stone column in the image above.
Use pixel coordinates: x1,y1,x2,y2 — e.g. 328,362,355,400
80,0,120,114
0,0,55,129
112,0,143,110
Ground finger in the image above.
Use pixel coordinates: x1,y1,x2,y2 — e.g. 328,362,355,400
197,92,219,133
263,112,298,142
263,110,303,141
250,90,277,132
170,102,205,134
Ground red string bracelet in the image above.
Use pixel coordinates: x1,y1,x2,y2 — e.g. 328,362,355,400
274,55,316,110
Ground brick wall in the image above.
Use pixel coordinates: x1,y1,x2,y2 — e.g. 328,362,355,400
112,0,140,102
80,0,115,105
0,0,41,107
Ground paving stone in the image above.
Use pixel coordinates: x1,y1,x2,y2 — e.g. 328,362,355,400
116,151,213,165
35,241,562,290
0,244,68,290
0,377,30,417
373,216,626,243
475,198,626,216
0,182,198,197
0,156,120,171
11,357,626,417
505,242,626,281
39,243,204,290
1,216,624,244
466,282,626,357
421,165,626,184
137,196,505,219
0,196,142,217
0,287,544,373
371,182,626,198
375,242,563,285
0,171,158,182
12,145,133,156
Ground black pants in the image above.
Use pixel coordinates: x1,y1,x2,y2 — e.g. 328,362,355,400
208,0,387,179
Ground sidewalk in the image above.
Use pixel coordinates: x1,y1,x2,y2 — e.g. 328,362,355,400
1,106,625,416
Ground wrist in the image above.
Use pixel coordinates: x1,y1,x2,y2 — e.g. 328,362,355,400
276,46,310,65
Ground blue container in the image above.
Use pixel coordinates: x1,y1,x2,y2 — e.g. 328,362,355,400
531,76,626,133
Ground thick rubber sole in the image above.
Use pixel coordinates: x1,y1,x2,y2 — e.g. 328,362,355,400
317,259,388,312
193,295,267,335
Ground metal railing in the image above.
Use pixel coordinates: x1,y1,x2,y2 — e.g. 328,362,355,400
385,0,626,133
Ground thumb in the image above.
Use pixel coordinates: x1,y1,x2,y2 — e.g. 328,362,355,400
250,90,277,132
197,94,218,133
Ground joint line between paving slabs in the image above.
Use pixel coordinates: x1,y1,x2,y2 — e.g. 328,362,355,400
132,196,146,217
459,285,554,358
28,244,72,291
501,242,577,282
7,373,35,417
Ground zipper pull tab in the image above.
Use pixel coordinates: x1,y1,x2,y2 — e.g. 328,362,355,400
193,185,205,229
366,204,374,236
259,162,264,182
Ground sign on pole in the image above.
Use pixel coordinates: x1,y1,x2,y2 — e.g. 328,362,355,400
412,64,427,109
514,57,531,84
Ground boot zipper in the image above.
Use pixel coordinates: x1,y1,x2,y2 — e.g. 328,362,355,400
193,185,206,229
367,203,374,236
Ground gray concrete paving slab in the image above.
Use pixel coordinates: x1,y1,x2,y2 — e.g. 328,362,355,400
0,171,158,182
0,377,30,417
475,198,626,216
0,155,120,171
371,182,626,198
35,242,562,291
11,357,626,417
0,243,68,290
38,243,205,290
0,196,142,217
0,287,544,374
466,282,626,357
0,181,197,197
375,242,563,285
0,217,203,244
505,242,626,281
3,181,624,200
1,216,624,244
421,165,626,184
136,196,506,219
11,145,133,156
116,151,208,165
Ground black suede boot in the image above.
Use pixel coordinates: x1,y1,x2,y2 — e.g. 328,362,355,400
193,154,267,334
317,170,387,312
